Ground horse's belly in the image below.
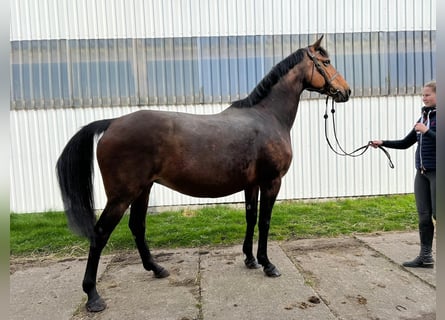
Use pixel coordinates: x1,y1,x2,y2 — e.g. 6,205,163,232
156,182,245,198
155,153,256,198
156,174,247,198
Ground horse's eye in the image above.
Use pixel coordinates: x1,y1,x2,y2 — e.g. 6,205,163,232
323,60,331,66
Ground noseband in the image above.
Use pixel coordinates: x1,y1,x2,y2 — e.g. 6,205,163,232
306,47,339,96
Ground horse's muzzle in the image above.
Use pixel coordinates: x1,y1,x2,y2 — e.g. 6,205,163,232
332,88,351,102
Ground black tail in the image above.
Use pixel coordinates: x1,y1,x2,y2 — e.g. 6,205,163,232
56,119,112,241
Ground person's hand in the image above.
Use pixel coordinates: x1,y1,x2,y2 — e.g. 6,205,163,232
414,122,429,134
370,140,382,148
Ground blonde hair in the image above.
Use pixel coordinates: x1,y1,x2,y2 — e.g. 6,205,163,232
424,80,436,93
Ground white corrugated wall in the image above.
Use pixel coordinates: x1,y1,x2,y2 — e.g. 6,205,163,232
10,0,436,213
10,97,420,212
10,0,436,39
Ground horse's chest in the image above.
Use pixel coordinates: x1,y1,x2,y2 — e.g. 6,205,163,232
259,140,293,175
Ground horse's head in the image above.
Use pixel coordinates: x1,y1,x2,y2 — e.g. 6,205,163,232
304,35,351,102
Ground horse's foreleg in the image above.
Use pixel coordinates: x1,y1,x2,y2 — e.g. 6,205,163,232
83,201,129,312
257,179,282,277
129,185,170,278
243,186,261,269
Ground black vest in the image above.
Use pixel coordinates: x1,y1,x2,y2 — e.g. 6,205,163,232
415,107,436,170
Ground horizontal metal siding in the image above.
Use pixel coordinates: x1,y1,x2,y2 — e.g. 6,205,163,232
10,31,436,109
10,0,436,109
10,96,418,213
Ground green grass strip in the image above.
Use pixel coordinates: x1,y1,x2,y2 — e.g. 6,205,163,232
10,194,417,258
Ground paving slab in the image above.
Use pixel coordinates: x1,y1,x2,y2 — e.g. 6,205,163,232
355,231,436,287
71,250,201,320
200,243,336,320
10,256,111,320
281,234,436,320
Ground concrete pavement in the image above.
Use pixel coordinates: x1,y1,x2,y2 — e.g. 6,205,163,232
10,231,436,320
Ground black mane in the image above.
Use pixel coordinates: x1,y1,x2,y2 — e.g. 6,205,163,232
231,48,306,108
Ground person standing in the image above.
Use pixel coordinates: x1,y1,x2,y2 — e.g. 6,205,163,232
371,80,436,268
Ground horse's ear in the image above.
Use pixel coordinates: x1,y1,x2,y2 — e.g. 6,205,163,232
311,35,324,49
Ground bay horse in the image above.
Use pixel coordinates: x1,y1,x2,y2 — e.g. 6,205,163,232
56,35,350,312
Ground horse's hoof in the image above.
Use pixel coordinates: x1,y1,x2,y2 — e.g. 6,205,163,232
154,267,170,278
244,257,261,269
264,264,281,277
86,296,107,312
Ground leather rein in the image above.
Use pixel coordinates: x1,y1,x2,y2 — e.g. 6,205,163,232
323,97,394,168
306,47,394,168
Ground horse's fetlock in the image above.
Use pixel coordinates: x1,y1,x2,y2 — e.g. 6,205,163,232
242,244,252,255
257,256,269,266
82,280,94,295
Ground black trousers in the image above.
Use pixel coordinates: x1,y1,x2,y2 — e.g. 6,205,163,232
414,169,436,248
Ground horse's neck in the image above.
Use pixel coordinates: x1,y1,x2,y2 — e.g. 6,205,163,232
258,81,303,130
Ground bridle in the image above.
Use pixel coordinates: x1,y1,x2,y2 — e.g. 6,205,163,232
306,47,340,96
306,47,394,168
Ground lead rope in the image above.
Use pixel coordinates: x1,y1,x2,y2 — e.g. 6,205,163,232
324,96,395,168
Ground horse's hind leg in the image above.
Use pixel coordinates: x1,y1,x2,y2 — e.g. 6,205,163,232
83,200,130,312
243,186,261,269
129,183,170,278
